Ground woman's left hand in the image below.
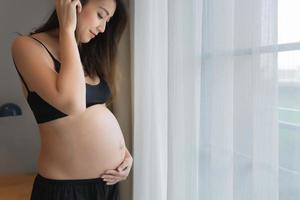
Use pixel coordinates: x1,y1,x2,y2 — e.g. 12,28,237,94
101,148,133,185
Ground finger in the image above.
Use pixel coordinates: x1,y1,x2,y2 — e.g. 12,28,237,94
75,1,82,13
118,165,129,172
107,171,127,180
122,168,130,176
104,178,122,183
102,173,120,179
119,163,132,174
71,0,82,12
117,161,129,172
77,1,82,12
104,170,120,176
102,175,120,180
106,175,127,185
117,157,133,171
108,170,127,178
103,177,118,182
102,172,124,179
106,180,120,185
70,0,79,6
106,182,118,185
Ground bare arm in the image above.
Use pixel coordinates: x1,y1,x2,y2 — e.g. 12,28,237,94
11,34,86,115
56,30,86,114
12,0,86,115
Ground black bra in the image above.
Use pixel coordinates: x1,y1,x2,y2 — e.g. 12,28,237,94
13,36,112,124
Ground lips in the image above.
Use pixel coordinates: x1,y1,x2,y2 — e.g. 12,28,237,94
90,31,96,37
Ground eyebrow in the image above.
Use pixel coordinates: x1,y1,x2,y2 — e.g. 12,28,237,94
98,6,111,17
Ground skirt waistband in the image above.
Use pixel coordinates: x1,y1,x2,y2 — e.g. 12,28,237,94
35,173,105,185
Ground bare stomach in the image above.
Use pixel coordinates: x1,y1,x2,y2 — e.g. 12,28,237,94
37,105,126,180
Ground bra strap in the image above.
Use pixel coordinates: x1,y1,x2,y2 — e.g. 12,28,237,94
28,36,61,73
28,36,58,63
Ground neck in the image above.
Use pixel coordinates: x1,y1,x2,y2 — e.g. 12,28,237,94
48,28,59,39
49,28,80,46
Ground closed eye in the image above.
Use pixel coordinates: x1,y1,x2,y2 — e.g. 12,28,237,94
97,13,104,19
97,13,110,24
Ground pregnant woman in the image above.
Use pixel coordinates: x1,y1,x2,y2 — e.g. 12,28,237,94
10,0,133,199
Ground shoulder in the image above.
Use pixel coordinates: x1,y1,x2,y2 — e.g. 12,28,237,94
11,36,39,68
11,34,45,57
11,32,56,52
11,35,34,50
11,32,58,66
11,34,56,76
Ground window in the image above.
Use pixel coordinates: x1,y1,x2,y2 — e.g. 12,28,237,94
278,0,300,199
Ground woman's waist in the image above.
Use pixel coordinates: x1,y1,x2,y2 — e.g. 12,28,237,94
37,141,126,179
39,129,126,164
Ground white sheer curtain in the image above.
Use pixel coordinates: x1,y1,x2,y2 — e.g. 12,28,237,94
200,0,278,199
131,0,278,200
130,0,201,199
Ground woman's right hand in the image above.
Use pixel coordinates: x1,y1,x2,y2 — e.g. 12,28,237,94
55,0,82,33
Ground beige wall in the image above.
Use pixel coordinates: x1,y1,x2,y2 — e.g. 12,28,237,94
112,0,133,199
0,0,53,176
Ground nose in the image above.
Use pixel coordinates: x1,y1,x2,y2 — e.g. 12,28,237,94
96,21,106,33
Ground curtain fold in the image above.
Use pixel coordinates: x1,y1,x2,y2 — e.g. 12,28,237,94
131,0,169,199
167,0,202,199
131,0,202,200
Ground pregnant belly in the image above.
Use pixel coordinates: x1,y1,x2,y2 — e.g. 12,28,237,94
38,105,126,179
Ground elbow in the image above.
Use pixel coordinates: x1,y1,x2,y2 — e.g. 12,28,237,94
69,106,86,115
58,90,86,115
66,101,86,115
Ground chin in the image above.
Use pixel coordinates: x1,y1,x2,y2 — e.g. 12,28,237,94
80,37,92,44
82,39,91,43
75,33,89,44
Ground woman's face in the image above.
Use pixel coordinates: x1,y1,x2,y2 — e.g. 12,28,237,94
76,0,116,43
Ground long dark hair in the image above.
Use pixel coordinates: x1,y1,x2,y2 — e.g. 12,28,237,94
27,0,128,106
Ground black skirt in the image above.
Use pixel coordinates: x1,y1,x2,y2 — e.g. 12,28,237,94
30,173,120,200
